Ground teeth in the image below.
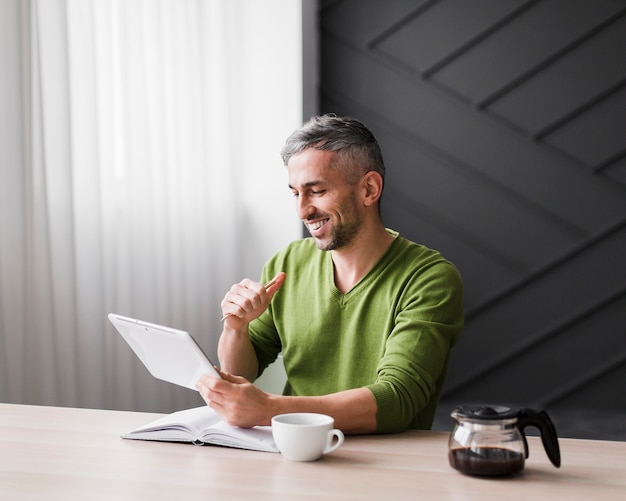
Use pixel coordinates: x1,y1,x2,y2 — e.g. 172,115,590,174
309,219,328,230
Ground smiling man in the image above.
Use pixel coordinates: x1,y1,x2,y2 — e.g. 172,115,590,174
197,114,464,434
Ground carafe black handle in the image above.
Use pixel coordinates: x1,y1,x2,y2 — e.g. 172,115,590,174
517,408,561,468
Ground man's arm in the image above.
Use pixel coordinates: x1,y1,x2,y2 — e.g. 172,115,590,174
217,324,259,382
217,272,286,380
206,270,377,434
197,370,378,434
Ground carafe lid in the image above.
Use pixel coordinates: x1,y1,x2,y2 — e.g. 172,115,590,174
452,405,520,420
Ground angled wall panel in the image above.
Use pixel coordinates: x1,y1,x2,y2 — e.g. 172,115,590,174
320,0,626,438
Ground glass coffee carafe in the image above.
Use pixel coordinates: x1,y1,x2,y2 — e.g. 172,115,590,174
448,405,561,477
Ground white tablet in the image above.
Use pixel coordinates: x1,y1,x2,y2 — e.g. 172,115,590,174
108,313,220,390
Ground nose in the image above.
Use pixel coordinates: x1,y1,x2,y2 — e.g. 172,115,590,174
296,194,315,221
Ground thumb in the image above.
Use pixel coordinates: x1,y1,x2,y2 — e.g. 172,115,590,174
216,367,249,384
265,272,286,300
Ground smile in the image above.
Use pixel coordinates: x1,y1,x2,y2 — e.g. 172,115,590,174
308,218,329,231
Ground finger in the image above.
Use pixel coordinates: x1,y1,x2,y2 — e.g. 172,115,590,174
197,378,229,409
221,274,285,322
220,298,254,323
197,373,219,387
196,380,212,406
231,282,264,311
221,279,269,320
220,305,242,322
220,294,242,320
196,373,221,400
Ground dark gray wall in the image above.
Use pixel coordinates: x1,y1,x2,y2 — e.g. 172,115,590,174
318,0,626,439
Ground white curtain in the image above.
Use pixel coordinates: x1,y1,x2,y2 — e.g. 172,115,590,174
0,0,302,412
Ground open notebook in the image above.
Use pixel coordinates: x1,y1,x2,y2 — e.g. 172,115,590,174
122,406,278,453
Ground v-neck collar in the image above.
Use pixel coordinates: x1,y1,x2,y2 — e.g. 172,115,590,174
326,229,400,301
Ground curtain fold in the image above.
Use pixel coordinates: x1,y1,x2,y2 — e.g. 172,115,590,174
0,0,302,412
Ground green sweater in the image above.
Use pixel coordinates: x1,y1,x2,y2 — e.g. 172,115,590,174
249,229,464,433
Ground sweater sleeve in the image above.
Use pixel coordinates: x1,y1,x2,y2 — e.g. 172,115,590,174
367,260,464,433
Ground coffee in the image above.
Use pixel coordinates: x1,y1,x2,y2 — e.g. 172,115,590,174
449,447,525,476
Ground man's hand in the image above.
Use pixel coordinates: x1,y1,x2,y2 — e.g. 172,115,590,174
197,367,379,434
220,272,286,328
196,368,276,428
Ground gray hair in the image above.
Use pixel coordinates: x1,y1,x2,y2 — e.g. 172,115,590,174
280,114,386,185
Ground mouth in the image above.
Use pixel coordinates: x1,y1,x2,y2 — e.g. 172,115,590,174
306,218,330,234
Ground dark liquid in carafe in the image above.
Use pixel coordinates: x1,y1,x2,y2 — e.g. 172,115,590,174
449,447,525,476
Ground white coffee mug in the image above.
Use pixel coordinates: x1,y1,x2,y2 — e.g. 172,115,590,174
271,413,344,461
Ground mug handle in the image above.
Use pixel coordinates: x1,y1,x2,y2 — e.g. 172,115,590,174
323,429,345,455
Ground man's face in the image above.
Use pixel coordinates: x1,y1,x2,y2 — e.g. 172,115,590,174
287,148,362,251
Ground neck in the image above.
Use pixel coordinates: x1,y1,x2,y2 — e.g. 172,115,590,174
331,225,394,293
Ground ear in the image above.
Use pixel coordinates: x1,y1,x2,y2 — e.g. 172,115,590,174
360,171,384,207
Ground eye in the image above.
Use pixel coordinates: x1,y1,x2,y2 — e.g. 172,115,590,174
311,190,326,196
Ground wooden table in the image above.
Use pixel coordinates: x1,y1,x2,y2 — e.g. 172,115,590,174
1,404,625,500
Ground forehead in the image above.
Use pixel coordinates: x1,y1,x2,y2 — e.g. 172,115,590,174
287,148,342,188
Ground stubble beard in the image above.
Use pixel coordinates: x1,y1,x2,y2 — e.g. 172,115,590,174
313,222,359,251
311,196,361,252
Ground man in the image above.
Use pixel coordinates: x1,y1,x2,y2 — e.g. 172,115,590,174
197,114,463,434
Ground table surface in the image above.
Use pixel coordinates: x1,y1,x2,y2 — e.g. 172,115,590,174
1,403,625,500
